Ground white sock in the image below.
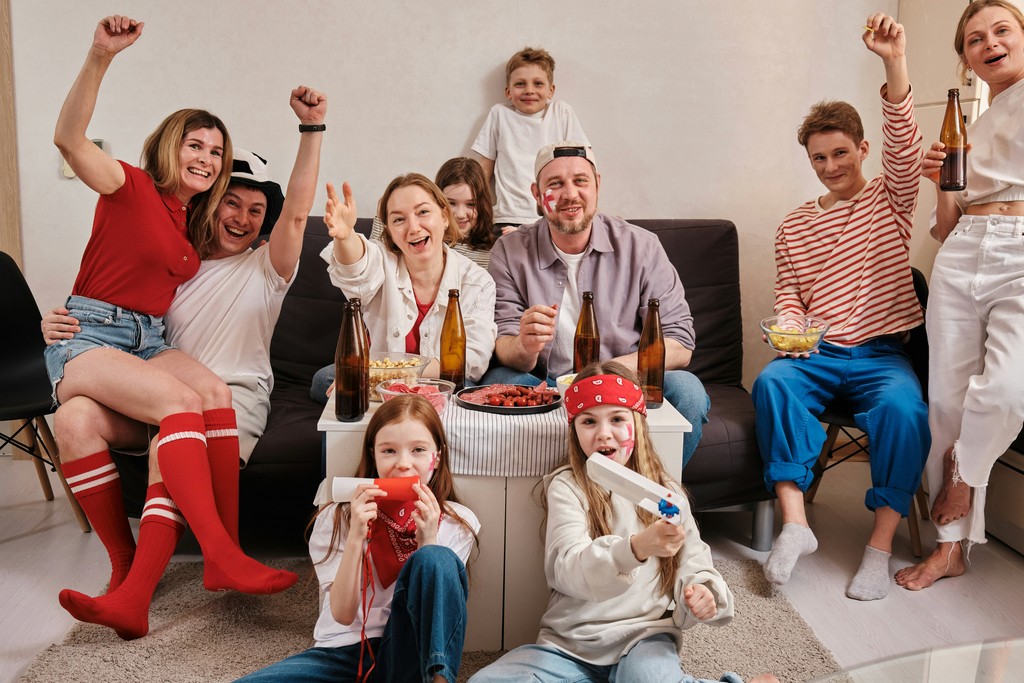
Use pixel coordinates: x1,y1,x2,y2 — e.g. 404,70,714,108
846,545,892,601
764,523,818,585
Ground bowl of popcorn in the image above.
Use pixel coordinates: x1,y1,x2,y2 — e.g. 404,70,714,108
760,315,830,354
376,378,455,415
369,351,430,401
555,373,578,398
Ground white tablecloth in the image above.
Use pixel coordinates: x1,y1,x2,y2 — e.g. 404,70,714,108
443,402,568,477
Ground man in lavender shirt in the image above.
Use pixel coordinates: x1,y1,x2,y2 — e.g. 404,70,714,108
483,142,710,467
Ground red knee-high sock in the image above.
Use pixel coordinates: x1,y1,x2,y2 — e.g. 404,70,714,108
58,483,184,640
203,408,240,545
62,450,136,591
156,412,296,595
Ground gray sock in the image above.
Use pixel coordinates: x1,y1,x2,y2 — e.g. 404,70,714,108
764,523,818,585
846,545,892,601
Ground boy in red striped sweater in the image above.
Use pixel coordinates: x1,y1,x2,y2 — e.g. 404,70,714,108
752,12,928,601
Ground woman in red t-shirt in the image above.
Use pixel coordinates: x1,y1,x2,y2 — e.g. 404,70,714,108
47,15,296,640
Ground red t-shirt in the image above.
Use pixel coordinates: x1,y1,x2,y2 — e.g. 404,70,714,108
405,296,434,354
72,161,200,315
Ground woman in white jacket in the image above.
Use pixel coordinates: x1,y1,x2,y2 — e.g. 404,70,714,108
311,174,496,402
469,362,777,683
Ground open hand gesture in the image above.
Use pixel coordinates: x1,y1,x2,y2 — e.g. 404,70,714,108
862,12,905,61
324,182,357,241
411,482,441,547
291,85,327,125
94,15,144,56
683,583,718,621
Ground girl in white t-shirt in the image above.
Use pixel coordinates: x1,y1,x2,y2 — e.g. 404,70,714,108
469,362,776,683
239,395,479,683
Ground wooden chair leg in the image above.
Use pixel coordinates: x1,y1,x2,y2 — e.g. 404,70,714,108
906,495,923,558
36,418,91,533
31,448,56,501
19,419,56,501
916,486,929,520
805,423,841,504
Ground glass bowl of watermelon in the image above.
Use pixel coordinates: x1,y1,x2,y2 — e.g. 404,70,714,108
376,378,455,415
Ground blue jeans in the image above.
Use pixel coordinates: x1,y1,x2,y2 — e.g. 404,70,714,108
480,366,711,472
311,364,333,405
237,545,468,683
751,339,929,516
467,635,743,683
43,295,174,401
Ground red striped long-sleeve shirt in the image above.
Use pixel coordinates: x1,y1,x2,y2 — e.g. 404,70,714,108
774,90,924,346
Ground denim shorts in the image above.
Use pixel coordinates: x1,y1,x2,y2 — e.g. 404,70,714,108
43,295,175,402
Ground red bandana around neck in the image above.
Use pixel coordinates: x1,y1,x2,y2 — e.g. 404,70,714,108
565,374,647,422
366,498,444,588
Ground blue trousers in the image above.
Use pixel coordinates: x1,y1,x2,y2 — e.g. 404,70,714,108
751,339,929,516
467,635,743,683
237,545,468,683
480,365,711,472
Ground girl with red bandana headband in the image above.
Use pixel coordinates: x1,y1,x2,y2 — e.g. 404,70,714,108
239,395,480,683
470,363,777,683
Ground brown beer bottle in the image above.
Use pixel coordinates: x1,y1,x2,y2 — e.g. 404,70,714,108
334,300,368,422
439,289,466,391
939,88,967,192
351,298,370,412
573,291,600,373
637,298,665,408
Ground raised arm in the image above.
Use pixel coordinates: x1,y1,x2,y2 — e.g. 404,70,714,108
54,16,143,195
863,12,909,103
267,86,327,280
324,182,364,265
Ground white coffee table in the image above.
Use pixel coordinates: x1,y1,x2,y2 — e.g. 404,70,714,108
317,396,691,650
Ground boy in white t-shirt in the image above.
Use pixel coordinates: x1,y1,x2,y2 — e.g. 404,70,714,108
472,47,589,232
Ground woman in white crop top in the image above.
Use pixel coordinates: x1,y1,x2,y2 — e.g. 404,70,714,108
896,0,1024,591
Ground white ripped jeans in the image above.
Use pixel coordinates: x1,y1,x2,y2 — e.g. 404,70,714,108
926,214,1024,544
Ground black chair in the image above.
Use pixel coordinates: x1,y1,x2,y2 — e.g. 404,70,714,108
0,251,90,531
804,267,930,557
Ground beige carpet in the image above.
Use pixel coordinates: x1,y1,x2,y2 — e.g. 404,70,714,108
21,558,838,682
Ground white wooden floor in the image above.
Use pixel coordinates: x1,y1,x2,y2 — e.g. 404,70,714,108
2,454,1023,682
702,461,1024,672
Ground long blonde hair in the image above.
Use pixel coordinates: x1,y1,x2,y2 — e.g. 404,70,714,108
547,361,687,597
313,395,477,570
141,108,233,259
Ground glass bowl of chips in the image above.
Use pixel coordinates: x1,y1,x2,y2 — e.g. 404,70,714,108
369,351,430,401
760,315,829,354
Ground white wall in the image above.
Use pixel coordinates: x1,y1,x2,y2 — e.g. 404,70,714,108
14,0,949,388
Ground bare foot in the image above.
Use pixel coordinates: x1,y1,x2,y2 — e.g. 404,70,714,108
749,676,781,683
930,447,972,525
894,541,965,590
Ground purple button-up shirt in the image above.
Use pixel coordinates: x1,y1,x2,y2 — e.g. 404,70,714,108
489,213,695,378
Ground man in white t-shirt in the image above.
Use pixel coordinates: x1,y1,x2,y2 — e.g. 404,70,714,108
42,88,326,603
